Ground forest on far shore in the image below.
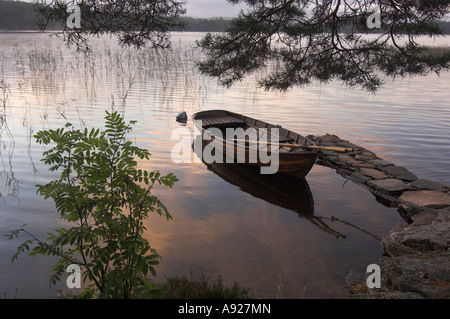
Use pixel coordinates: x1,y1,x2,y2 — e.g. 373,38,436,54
1,0,450,34
0,1,231,31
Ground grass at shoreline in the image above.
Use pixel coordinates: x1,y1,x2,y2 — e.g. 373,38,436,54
153,273,252,299
53,273,252,299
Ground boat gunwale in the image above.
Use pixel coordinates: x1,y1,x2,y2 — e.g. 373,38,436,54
192,110,317,156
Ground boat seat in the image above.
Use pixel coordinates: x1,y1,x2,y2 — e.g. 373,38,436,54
201,116,246,128
278,137,295,143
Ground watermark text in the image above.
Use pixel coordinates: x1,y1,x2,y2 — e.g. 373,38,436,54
67,4,81,29
66,264,81,289
366,264,381,289
367,5,381,29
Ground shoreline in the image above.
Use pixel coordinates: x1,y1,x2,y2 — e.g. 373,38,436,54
308,134,450,299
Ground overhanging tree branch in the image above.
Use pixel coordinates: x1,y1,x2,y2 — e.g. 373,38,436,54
197,0,450,92
34,0,187,51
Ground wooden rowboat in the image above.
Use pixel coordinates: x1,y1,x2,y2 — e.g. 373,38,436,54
192,110,318,178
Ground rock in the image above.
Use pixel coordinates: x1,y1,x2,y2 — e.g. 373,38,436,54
361,151,378,158
381,222,411,257
376,195,399,209
306,135,318,142
354,162,377,169
380,166,418,182
397,204,422,220
379,252,450,299
359,168,389,180
354,154,377,161
320,134,341,144
339,168,356,176
176,111,188,123
338,154,359,165
320,150,339,157
368,178,411,195
399,190,450,209
351,171,372,184
410,179,447,192
382,209,450,256
368,159,394,167
366,207,450,299
380,208,450,298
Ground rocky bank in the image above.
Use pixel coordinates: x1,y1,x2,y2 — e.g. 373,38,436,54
308,134,450,299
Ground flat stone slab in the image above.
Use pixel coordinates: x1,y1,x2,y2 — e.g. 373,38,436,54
368,159,394,167
338,154,359,165
410,179,447,192
380,166,418,182
354,162,376,169
350,172,372,184
399,190,450,209
354,154,377,161
359,168,388,180
368,178,411,195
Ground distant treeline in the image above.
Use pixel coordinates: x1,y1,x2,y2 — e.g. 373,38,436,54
0,0,61,30
1,0,449,34
0,0,232,31
182,17,231,32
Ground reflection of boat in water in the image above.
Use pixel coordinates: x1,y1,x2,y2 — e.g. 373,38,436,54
194,139,345,239
207,161,314,216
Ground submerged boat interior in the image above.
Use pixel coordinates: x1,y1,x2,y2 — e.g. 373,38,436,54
193,110,312,151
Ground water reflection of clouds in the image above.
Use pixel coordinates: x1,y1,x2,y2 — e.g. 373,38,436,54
145,190,349,298
143,158,401,297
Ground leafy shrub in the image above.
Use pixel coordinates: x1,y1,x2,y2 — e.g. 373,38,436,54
5,111,178,298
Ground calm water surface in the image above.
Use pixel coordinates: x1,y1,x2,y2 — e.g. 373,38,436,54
0,32,449,298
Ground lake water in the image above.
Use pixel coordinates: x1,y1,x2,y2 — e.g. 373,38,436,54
0,32,449,299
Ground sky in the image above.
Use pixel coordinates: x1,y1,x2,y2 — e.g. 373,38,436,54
184,0,248,18
18,1,450,20
19,0,248,18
